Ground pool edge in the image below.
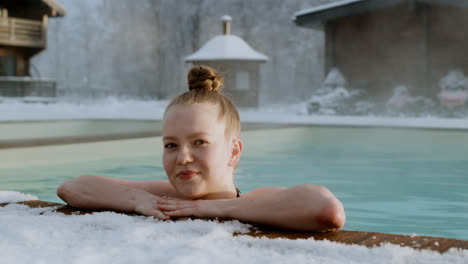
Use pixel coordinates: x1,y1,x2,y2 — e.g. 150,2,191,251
1,200,467,253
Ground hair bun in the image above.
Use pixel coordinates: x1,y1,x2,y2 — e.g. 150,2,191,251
187,65,223,92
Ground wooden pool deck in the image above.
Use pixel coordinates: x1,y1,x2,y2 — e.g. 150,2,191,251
2,200,467,253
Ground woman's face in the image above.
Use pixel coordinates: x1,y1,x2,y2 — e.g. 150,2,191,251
162,103,239,199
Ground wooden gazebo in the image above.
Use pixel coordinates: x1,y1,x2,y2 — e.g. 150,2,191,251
185,16,268,108
293,0,468,99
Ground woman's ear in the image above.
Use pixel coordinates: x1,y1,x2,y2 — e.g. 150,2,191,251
228,138,243,167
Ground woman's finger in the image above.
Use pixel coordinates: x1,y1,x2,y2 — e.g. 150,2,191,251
157,198,184,205
154,211,170,220
164,208,193,217
161,196,183,201
158,202,194,211
158,200,194,209
157,203,180,211
156,199,169,205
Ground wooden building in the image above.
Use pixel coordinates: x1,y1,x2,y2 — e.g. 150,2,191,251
293,0,468,99
185,16,268,108
0,0,65,98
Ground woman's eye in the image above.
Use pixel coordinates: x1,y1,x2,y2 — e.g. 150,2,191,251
164,143,177,149
194,140,206,145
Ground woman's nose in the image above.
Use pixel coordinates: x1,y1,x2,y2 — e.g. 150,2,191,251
177,147,193,164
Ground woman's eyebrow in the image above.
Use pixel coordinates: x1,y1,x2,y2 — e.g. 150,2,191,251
189,132,210,138
162,133,209,141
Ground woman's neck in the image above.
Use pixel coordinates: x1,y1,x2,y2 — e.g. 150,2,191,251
200,185,238,200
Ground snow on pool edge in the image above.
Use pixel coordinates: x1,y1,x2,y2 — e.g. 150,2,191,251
1,192,467,264
0,191,38,203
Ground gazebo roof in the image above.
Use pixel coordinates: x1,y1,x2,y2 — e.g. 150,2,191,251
0,0,66,17
293,0,468,29
185,35,268,62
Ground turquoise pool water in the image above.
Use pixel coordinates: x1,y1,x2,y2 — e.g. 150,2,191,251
1,126,467,240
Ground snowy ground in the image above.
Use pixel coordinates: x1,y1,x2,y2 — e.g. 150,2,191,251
1,98,468,130
1,192,467,264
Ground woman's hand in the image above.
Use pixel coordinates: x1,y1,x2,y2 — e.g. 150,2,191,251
156,197,223,219
134,195,170,220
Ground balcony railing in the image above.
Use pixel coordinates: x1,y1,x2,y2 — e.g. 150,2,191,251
0,16,46,48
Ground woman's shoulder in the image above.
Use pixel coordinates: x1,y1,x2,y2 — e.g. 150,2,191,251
244,186,287,196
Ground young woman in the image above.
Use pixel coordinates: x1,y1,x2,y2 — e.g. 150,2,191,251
57,66,345,232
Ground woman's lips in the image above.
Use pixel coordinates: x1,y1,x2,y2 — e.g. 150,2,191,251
177,171,198,180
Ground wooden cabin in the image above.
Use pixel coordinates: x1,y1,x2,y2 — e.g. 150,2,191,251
0,0,65,98
185,16,268,108
293,0,468,99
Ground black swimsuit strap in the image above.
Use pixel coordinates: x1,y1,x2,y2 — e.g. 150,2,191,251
235,187,241,198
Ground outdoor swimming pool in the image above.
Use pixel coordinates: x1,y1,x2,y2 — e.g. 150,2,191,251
1,124,467,240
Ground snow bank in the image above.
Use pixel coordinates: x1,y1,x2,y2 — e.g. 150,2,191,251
0,191,38,203
0,192,467,264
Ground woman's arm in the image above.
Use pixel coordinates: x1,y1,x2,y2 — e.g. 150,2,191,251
57,175,176,220
157,184,345,232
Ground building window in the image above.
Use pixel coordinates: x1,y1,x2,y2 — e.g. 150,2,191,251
235,71,249,91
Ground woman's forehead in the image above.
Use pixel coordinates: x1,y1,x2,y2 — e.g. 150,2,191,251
163,104,225,133
164,103,220,121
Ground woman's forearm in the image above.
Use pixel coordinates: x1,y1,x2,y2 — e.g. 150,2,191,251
220,185,345,232
57,175,155,212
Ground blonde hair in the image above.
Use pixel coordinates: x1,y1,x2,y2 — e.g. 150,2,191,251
164,65,241,138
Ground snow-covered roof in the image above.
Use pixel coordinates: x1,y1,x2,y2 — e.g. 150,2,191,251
293,0,468,28
184,35,268,62
293,0,394,29
293,0,362,18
